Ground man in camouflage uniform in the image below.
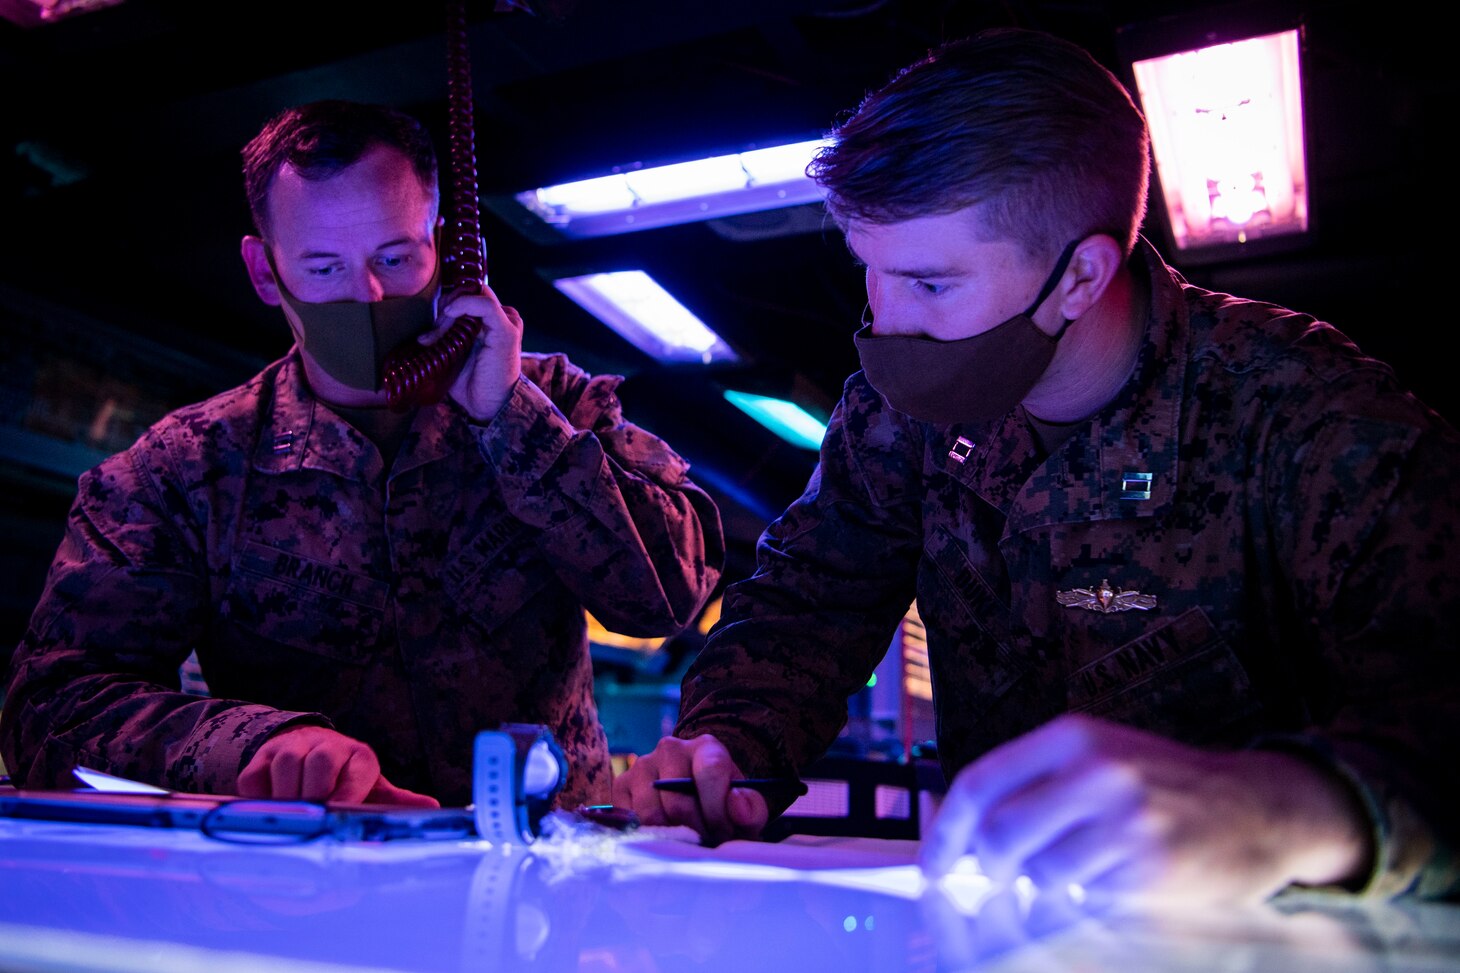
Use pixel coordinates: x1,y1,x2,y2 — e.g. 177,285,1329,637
1,101,724,810
615,30,1458,904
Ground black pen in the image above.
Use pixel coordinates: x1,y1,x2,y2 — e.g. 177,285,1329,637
653,777,808,799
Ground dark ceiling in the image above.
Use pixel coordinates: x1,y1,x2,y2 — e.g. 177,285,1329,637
1,0,1453,604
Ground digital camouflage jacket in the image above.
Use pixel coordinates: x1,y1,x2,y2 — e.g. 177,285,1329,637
678,240,1458,898
4,351,724,809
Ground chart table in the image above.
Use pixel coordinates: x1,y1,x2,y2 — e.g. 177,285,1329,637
1,815,1456,972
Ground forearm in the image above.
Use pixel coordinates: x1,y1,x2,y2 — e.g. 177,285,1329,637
678,509,920,777
679,382,925,776
2,498,321,794
1271,413,1460,898
474,373,724,631
4,630,319,795
541,443,722,630
677,606,905,776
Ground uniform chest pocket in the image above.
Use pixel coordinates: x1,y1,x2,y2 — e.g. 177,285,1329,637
440,517,557,638
222,542,389,663
1065,607,1260,742
919,526,1035,710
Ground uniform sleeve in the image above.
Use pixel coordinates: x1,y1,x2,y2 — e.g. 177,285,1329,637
470,353,724,636
1262,384,1460,899
0,429,325,794
674,373,925,789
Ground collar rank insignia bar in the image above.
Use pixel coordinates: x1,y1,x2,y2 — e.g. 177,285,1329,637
1056,578,1158,614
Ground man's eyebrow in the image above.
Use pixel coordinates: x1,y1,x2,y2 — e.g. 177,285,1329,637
859,257,969,279
294,236,422,260
884,264,967,279
843,239,965,279
372,236,421,252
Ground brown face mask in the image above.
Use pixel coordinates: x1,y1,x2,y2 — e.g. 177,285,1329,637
853,240,1078,425
273,259,441,394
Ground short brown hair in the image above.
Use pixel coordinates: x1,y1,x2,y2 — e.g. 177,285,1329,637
809,28,1150,259
242,100,439,239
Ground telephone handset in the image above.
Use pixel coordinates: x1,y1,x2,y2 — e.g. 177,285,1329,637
382,0,486,413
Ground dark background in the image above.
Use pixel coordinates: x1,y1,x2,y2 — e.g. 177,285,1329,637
1,0,1452,668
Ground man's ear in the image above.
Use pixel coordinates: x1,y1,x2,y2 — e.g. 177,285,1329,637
241,235,281,306
1056,234,1124,321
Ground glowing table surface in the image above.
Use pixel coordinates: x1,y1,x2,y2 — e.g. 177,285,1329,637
1,815,1456,973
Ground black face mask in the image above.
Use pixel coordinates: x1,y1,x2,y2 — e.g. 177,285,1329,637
273,259,441,394
854,240,1080,425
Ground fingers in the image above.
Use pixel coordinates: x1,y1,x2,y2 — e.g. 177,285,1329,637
975,759,1143,885
274,736,376,803
235,759,272,799
688,736,742,843
325,746,384,804
436,285,521,335
244,742,330,800
411,282,520,352
920,716,1300,908
236,737,321,799
235,726,401,805
1022,817,1149,895
612,735,764,844
433,284,524,421
920,715,1123,879
919,777,982,877
921,715,1107,877
612,736,703,830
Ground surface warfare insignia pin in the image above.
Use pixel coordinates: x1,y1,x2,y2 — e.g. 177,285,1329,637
1056,578,1157,614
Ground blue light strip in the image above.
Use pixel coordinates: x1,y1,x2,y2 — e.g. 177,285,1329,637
723,390,827,451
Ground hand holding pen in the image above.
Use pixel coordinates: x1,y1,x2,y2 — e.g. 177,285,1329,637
611,733,780,845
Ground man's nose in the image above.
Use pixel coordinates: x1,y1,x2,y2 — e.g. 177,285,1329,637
349,270,386,303
864,271,912,336
866,291,915,336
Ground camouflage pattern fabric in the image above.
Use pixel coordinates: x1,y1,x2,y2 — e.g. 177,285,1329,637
678,239,1459,899
2,351,724,810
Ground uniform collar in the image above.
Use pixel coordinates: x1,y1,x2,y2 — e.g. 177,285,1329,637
252,348,465,480
941,237,1189,532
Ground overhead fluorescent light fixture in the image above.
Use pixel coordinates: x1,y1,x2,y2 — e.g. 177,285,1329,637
552,270,739,365
723,391,826,451
517,139,832,239
1131,28,1308,254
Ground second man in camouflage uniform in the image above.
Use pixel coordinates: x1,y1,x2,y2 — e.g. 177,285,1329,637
615,29,1459,906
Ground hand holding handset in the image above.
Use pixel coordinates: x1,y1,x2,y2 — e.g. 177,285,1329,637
383,0,486,413
381,304,482,412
